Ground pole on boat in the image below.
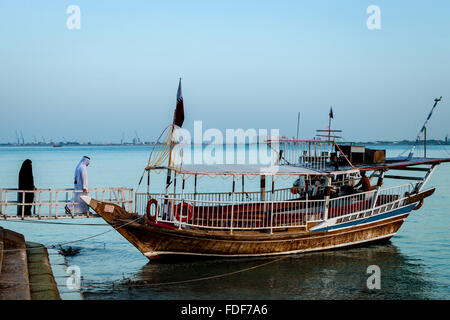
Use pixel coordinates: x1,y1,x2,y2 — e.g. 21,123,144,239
173,172,177,194
424,127,427,158
408,96,442,160
296,112,300,140
328,107,334,141
181,175,185,195
260,175,266,201
194,175,197,200
270,176,275,233
371,170,386,209
323,176,332,221
164,128,174,219
242,174,245,201
231,175,236,230
164,78,185,219
179,175,186,230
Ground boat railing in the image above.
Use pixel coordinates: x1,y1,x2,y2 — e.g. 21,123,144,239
0,187,133,220
328,183,416,220
135,187,297,212
272,140,337,171
328,190,376,219
148,195,326,231
137,183,418,231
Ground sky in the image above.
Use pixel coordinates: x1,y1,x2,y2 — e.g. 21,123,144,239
1,0,449,144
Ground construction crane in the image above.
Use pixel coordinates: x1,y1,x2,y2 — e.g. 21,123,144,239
134,131,141,145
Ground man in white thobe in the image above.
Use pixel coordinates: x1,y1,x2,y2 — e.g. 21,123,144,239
73,156,90,213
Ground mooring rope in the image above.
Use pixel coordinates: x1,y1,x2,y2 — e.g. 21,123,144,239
82,255,291,289
397,144,412,157
2,220,108,226
0,216,143,253
0,254,291,290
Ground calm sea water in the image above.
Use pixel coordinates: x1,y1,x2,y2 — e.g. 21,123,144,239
1,144,450,299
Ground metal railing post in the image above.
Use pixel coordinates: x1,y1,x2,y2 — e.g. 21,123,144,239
55,191,59,219
270,199,274,234
323,177,331,221
38,190,42,219
230,201,234,234
177,197,183,230
4,190,7,219
21,190,25,220
371,171,385,210
0,190,3,219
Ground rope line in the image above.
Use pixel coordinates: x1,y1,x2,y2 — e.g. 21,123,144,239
0,255,290,289
0,216,142,253
397,144,412,157
1,220,108,226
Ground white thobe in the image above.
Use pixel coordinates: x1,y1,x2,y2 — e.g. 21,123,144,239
74,157,90,213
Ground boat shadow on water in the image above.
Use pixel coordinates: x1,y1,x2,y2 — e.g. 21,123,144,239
82,241,433,300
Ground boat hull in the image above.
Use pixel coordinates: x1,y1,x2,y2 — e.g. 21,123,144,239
81,196,418,260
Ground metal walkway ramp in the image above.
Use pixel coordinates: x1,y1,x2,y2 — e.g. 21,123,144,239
0,188,133,220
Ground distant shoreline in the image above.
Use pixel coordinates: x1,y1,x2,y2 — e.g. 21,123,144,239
0,140,448,147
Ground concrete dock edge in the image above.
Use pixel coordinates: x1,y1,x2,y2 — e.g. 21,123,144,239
26,242,61,300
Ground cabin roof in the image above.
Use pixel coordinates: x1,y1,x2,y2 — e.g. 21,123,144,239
146,157,449,176
356,157,450,171
155,163,359,176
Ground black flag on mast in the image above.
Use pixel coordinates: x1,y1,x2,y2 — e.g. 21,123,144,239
173,78,184,127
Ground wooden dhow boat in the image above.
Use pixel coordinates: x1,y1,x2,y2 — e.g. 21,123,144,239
82,89,449,260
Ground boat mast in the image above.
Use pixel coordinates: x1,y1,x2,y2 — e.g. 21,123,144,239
164,78,184,217
407,97,442,160
424,127,427,158
328,107,333,141
163,126,175,218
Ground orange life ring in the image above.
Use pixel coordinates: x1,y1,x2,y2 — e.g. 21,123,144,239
290,187,298,194
413,199,424,210
175,202,193,222
146,199,158,221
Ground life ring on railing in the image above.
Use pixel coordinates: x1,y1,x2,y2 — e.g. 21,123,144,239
175,202,193,222
146,199,158,221
413,199,424,210
290,187,299,194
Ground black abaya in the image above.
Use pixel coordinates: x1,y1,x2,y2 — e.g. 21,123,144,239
18,159,35,216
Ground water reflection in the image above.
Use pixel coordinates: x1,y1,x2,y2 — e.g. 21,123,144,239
83,242,433,300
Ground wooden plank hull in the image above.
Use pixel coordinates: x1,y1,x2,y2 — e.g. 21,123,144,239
80,195,421,260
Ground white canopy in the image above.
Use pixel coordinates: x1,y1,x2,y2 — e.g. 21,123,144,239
146,164,359,176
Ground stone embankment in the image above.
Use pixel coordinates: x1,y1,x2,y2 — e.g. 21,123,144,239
0,227,60,300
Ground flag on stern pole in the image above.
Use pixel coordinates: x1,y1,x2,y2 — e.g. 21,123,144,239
329,107,334,119
173,78,184,127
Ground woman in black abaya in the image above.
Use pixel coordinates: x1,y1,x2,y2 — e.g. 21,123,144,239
18,159,36,216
